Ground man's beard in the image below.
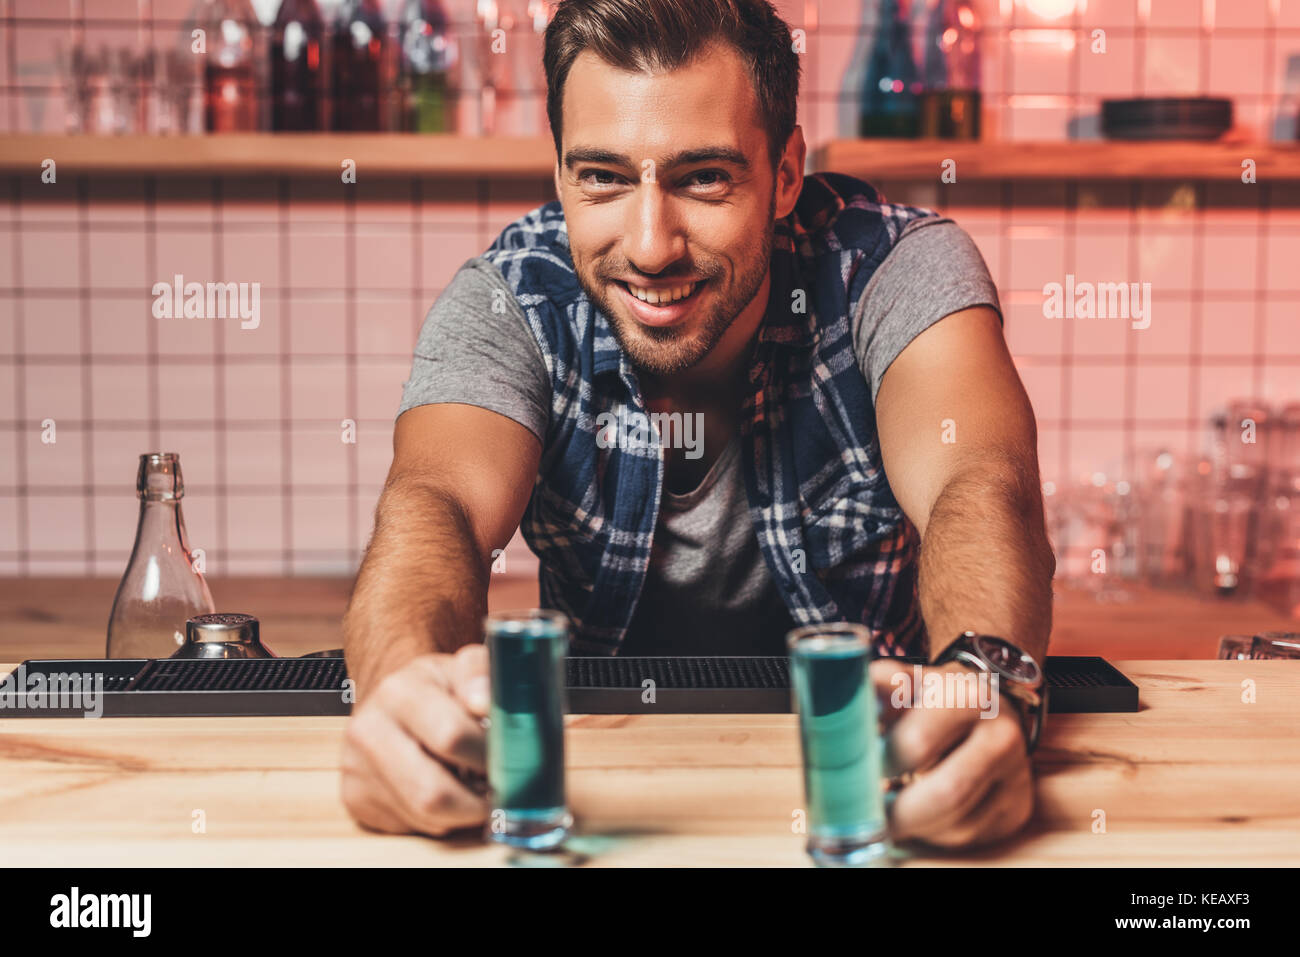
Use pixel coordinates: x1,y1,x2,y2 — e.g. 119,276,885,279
574,193,777,377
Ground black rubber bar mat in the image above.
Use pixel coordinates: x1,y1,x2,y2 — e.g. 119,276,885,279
0,655,1137,717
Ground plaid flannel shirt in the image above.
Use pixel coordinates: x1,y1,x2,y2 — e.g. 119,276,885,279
481,172,936,657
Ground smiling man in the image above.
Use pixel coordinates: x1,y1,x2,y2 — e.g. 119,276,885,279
342,0,1055,849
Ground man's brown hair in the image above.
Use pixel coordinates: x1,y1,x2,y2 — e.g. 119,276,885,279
543,0,801,168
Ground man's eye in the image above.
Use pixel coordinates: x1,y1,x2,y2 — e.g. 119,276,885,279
686,170,730,188
580,170,624,187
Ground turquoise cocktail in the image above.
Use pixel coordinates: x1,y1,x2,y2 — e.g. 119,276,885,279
484,609,572,850
788,623,891,866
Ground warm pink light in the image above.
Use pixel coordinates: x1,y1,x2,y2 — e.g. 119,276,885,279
1011,27,1076,51
1023,0,1078,19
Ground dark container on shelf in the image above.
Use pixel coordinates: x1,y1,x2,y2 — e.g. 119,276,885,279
331,0,390,131
918,0,981,139
270,0,327,130
858,0,920,138
1100,97,1233,140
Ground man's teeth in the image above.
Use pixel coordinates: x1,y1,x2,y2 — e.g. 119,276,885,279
626,281,696,304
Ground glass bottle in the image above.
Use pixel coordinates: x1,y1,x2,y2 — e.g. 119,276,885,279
106,454,216,659
204,0,260,131
271,0,326,130
491,0,542,136
919,0,981,139
1257,403,1300,616
858,0,920,137
173,0,211,134
332,0,389,131
513,0,554,136
398,0,456,132
473,0,507,135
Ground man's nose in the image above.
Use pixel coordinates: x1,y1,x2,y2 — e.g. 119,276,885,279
622,185,687,276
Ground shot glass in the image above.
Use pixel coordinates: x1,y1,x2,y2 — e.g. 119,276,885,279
484,609,572,850
788,622,891,867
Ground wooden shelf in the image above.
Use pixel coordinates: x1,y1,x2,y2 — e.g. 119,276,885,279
2,134,1298,180
0,133,557,177
813,138,1300,181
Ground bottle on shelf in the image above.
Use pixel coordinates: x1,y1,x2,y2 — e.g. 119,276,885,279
171,0,210,134
471,0,510,136
856,0,921,138
270,0,327,131
919,0,981,139
398,0,457,132
332,0,391,131
483,0,553,136
511,0,554,136
203,0,261,132
106,454,216,660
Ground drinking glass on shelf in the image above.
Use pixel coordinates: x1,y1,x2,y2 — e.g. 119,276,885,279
1211,399,1273,498
1048,469,1137,600
1217,635,1253,659
130,49,161,134
1271,403,1300,495
84,46,134,134
159,50,203,134
1255,489,1300,617
1134,447,1189,588
473,0,508,135
525,0,558,133
1195,400,1276,598
56,42,87,132
1188,477,1258,598
1258,403,1300,616
174,0,209,133
1217,633,1300,660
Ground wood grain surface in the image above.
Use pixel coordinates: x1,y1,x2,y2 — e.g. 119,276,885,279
1,661,1297,866
2,578,1298,866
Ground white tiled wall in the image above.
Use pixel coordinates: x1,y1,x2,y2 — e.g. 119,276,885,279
3,0,1300,576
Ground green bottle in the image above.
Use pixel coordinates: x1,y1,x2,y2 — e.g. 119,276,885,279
400,0,456,132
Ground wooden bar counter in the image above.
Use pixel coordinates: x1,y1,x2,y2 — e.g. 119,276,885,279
1,578,1298,866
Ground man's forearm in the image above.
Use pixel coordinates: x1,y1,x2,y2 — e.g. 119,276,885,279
916,458,1056,664
343,474,490,694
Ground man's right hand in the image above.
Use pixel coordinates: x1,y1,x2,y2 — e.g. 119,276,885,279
340,645,491,836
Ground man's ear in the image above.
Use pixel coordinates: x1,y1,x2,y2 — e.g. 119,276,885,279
553,160,563,201
775,125,806,219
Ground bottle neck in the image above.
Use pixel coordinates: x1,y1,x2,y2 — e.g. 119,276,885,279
133,496,192,563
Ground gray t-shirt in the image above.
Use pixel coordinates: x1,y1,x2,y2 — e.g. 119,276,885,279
399,215,1001,655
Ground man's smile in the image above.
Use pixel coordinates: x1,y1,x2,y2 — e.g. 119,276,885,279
612,277,710,327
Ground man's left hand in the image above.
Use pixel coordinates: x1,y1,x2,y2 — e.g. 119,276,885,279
870,658,1035,848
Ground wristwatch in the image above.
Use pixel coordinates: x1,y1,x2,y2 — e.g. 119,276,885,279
935,632,1047,754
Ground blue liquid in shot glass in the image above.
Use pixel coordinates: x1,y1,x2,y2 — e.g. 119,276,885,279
790,636,890,866
486,614,570,849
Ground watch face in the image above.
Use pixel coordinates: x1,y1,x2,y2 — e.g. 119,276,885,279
974,634,1041,683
